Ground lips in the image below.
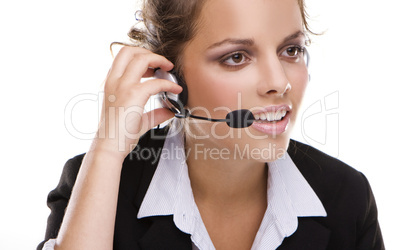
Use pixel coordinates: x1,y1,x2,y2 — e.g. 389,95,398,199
251,105,292,135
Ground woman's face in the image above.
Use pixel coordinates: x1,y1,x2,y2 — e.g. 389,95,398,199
181,0,309,162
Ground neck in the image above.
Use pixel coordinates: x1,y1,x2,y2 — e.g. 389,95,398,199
185,137,268,212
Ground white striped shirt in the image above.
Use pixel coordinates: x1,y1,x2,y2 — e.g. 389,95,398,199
137,125,327,250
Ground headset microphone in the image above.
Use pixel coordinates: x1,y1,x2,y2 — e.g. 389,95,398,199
175,109,255,129
155,69,255,128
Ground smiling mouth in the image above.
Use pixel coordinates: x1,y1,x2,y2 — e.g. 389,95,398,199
250,106,291,135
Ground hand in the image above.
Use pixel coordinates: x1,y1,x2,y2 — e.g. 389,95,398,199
93,46,182,159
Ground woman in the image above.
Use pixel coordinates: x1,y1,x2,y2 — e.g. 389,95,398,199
38,0,384,249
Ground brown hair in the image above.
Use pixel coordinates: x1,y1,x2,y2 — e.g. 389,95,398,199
128,0,314,75
128,0,206,77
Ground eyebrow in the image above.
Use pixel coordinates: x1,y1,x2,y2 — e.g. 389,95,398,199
207,38,255,50
281,30,306,44
207,30,306,50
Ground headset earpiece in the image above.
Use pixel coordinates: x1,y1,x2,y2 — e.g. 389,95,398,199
170,70,188,106
155,69,188,115
303,49,311,82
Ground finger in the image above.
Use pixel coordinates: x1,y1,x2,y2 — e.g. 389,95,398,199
109,47,173,81
118,52,174,85
142,78,183,96
109,46,148,77
140,108,175,135
129,78,183,107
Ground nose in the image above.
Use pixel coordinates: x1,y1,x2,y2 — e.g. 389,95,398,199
257,56,290,96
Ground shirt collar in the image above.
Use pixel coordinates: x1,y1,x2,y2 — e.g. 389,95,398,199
138,123,326,248
251,153,327,249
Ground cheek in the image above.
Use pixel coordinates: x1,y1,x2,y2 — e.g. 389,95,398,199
185,67,247,115
288,67,309,118
292,67,308,99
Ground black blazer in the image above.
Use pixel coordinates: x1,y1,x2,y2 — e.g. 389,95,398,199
37,128,384,249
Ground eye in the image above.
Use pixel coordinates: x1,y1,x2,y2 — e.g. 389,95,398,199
221,52,249,67
281,45,305,59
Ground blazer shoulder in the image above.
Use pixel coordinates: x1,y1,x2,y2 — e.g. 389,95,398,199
287,139,369,211
288,139,363,181
288,139,384,249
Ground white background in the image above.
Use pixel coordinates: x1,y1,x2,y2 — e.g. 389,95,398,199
0,0,401,249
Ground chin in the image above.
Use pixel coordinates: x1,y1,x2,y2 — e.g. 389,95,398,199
229,135,289,163
254,138,290,162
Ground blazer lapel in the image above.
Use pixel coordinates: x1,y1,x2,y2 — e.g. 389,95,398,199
278,217,330,250
138,216,192,249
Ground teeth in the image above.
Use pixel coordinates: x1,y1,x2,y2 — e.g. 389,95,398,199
267,112,274,121
275,110,287,120
254,110,287,122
